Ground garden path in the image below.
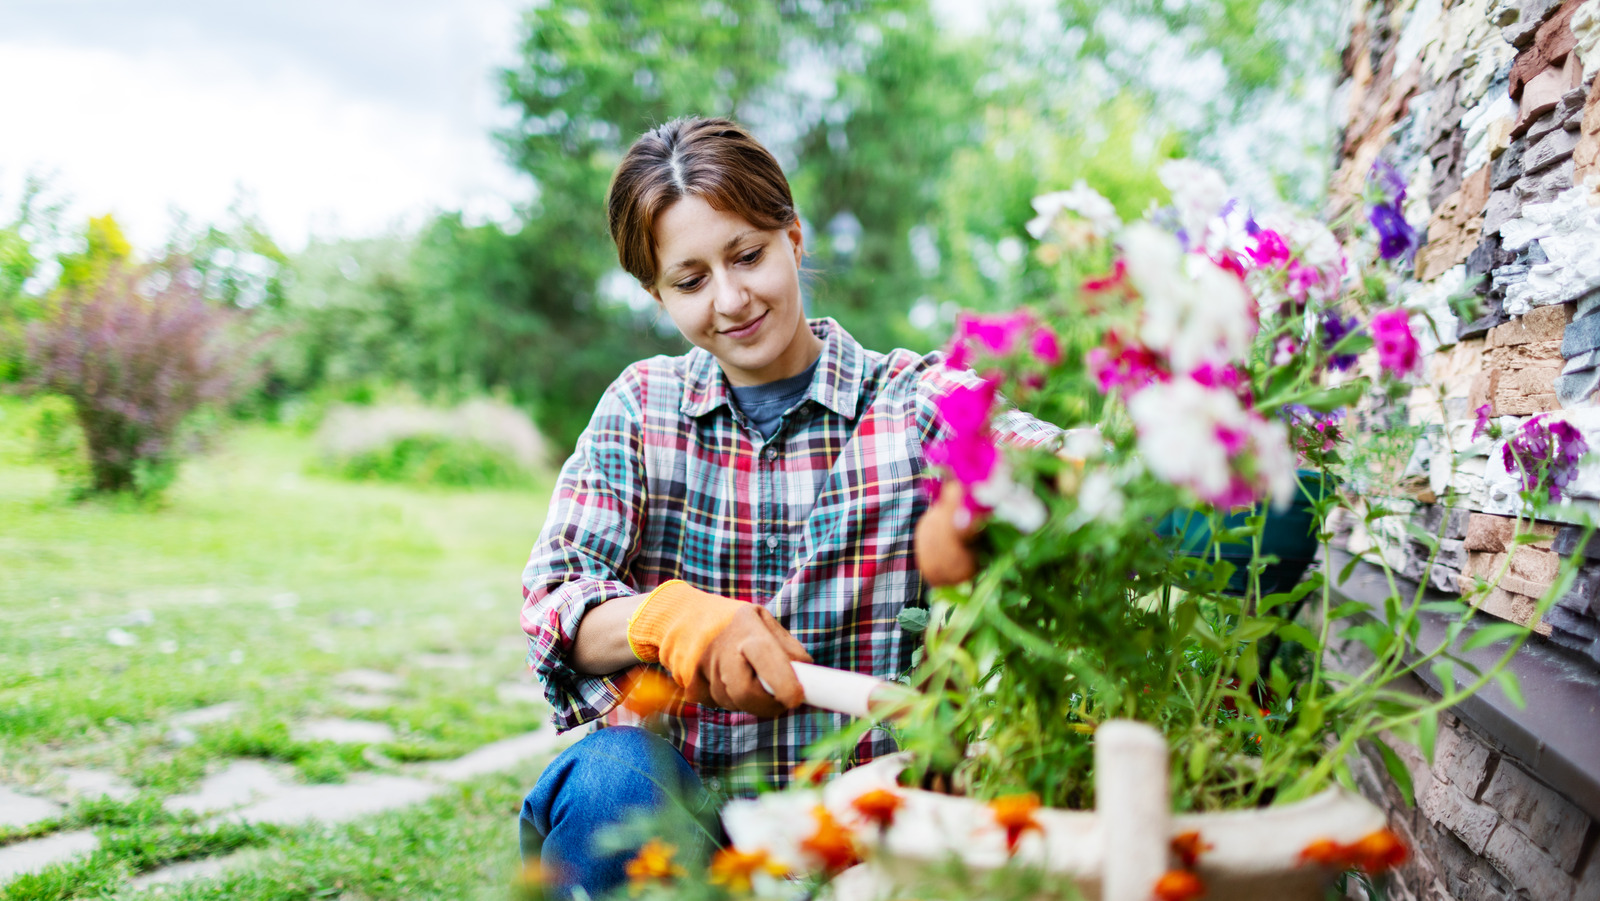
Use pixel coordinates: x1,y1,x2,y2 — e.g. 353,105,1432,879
0,669,567,890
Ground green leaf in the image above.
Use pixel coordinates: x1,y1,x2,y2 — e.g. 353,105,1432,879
1188,738,1209,782
1429,659,1457,692
1338,553,1362,585
1403,521,1440,550
1232,616,1279,643
1417,711,1438,764
1372,737,1416,808
1460,622,1528,652
897,607,930,636
1496,669,1526,708
1238,640,1259,687
1420,600,1470,617
1276,622,1321,650
1260,575,1322,614
1327,601,1368,621
1269,660,1290,703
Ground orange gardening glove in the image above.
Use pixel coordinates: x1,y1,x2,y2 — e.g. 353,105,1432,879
627,580,813,718
914,481,987,587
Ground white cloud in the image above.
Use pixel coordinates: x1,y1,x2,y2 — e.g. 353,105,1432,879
0,0,530,252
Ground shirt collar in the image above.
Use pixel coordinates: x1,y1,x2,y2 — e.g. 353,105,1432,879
680,317,862,421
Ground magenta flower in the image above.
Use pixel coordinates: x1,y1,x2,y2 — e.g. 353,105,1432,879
1370,309,1420,377
1088,345,1165,395
1503,415,1589,502
1030,326,1062,366
958,311,1031,355
1472,404,1493,440
926,380,1001,516
1246,229,1291,268
1287,260,1321,300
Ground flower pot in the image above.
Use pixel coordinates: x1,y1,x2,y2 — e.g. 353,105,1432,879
1156,469,1327,598
730,722,1388,901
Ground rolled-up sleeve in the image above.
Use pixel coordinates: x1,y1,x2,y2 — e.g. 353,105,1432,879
913,354,1064,450
520,372,649,731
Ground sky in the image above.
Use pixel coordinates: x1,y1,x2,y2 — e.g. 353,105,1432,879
0,0,531,253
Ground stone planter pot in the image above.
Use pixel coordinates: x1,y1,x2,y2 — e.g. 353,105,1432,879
1157,469,1328,598
801,722,1386,901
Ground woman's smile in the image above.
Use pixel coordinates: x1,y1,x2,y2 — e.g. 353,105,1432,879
719,311,768,339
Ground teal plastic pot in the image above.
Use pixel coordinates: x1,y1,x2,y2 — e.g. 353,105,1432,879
1156,470,1327,598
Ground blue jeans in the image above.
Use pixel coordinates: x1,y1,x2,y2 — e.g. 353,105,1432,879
521,726,715,899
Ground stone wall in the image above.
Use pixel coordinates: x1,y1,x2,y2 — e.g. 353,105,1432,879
1329,0,1600,898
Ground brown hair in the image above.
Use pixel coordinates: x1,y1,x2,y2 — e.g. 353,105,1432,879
607,117,798,287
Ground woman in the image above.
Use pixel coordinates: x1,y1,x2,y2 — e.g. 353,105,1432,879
518,116,1056,897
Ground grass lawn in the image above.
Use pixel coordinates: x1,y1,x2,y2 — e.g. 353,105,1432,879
0,397,560,899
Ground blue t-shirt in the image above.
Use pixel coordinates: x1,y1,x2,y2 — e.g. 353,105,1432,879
727,359,820,439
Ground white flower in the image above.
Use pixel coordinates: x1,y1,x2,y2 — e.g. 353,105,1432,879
1127,378,1298,509
1027,181,1122,240
722,790,824,874
1128,379,1243,504
970,460,1048,533
1256,211,1348,302
1121,224,1254,372
1158,159,1229,250
1076,470,1125,522
106,628,137,647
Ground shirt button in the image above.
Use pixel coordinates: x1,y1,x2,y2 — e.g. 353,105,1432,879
765,535,779,549
707,777,723,793
763,446,778,461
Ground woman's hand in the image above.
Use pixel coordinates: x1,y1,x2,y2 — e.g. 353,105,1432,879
914,480,986,586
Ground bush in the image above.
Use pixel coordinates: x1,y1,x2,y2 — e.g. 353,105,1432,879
21,262,267,495
314,398,544,488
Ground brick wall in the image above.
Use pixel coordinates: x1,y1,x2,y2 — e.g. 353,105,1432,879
1330,0,1600,897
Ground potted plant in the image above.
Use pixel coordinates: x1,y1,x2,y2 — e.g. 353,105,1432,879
599,161,1593,901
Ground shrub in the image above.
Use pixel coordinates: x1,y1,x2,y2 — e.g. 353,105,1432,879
22,262,266,495
314,398,544,488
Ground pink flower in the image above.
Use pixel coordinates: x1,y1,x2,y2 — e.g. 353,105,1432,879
1370,309,1421,376
1030,326,1061,366
1247,229,1291,268
1287,260,1321,300
1083,259,1128,293
1472,403,1493,440
926,380,1000,505
958,311,1032,355
1273,335,1298,365
1088,344,1166,395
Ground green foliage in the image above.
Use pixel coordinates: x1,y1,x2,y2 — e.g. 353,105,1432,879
333,434,532,488
55,214,133,296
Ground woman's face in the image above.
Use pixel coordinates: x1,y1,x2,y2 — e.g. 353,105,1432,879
647,195,821,387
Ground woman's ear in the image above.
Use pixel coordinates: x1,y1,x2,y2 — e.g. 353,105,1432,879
786,220,804,267
644,281,662,306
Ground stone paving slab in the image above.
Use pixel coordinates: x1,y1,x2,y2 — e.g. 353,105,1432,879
330,690,394,710
220,774,443,827
56,768,137,801
128,849,261,889
495,682,545,705
163,761,292,815
420,727,568,783
0,830,99,882
332,669,402,693
0,785,62,829
168,702,243,729
292,718,396,745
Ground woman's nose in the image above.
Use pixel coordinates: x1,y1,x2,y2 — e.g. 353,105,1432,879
711,270,751,317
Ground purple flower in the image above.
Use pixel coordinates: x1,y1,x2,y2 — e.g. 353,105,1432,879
1320,311,1360,372
1370,309,1421,377
1371,160,1408,205
1472,403,1493,440
1370,202,1418,262
1502,415,1590,501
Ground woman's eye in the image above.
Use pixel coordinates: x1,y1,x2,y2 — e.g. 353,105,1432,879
738,248,763,264
675,276,703,292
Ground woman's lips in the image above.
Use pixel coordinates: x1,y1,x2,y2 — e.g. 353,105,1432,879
720,311,767,339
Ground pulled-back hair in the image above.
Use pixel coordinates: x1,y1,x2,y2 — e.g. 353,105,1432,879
607,117,798,286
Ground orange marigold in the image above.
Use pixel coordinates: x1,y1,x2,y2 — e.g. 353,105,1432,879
850,788,905,829
1170,830,1213,869
1348,829,1408,873
988,793,1043,854
800,805,859,873
791,759,835,786
708,847,788,894
1153,868,1207,901
625,838,684,887
620,669,682,717
1298,838,1348,868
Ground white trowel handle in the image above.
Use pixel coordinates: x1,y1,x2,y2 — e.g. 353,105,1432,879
759,661,913,718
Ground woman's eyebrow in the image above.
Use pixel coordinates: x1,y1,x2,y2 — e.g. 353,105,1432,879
664,230,760,275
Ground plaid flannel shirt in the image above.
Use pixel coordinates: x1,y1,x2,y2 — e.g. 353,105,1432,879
519,318,1058,792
